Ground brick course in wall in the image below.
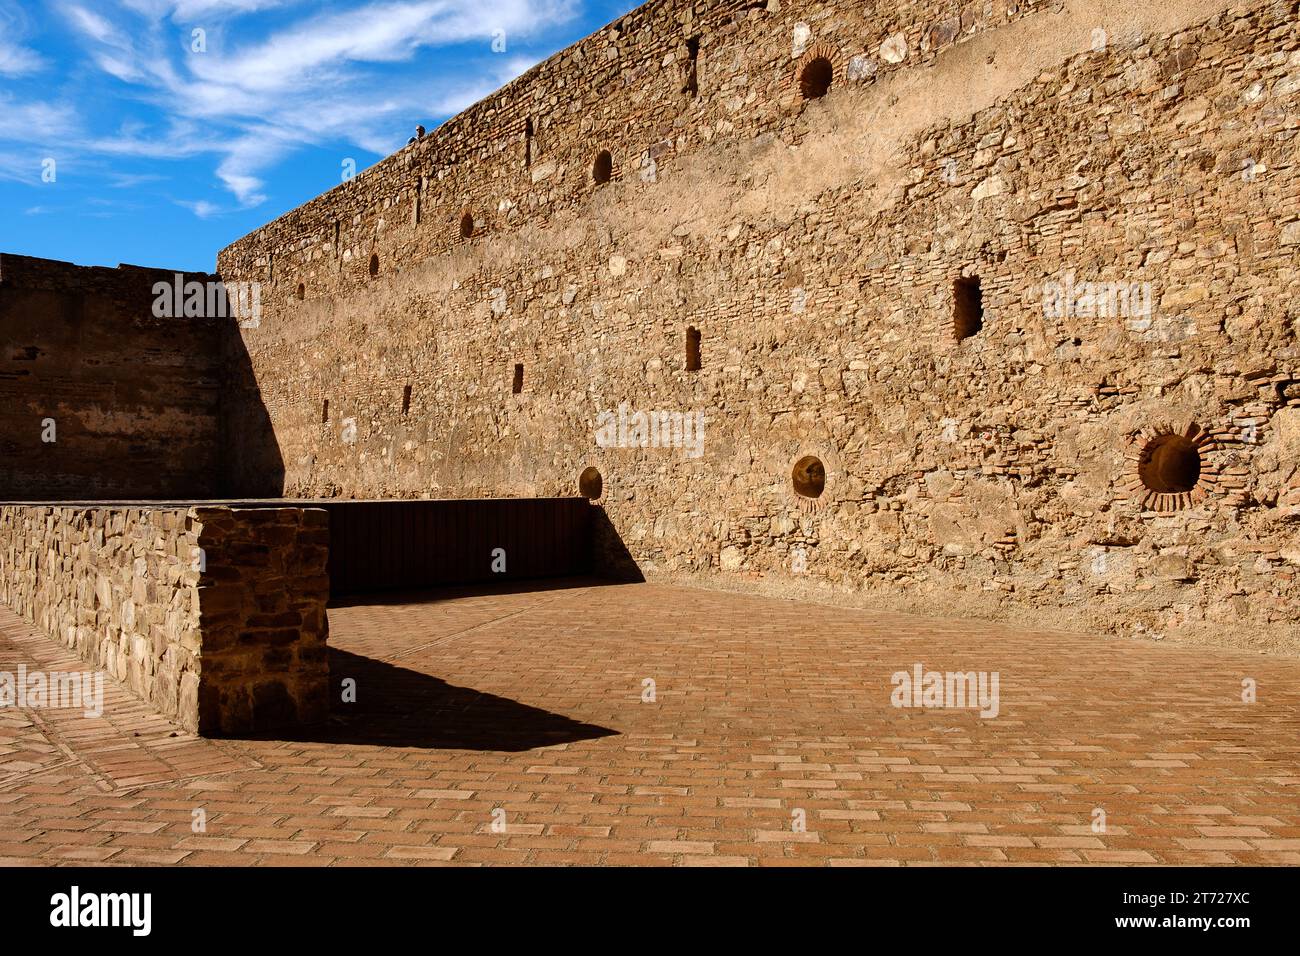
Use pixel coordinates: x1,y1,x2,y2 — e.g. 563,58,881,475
208,0,1300,650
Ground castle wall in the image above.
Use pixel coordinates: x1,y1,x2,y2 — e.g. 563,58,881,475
215,0,1300,650
0,255,229,500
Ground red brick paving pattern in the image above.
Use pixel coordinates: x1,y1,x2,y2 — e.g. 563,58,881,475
2,581,1299,866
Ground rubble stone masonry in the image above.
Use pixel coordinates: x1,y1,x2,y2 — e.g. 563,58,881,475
0,255,229,500
0,505,329,734
196,0,1298,652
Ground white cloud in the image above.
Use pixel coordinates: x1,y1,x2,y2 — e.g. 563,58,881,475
0,147,37,184
13,0,581,206
177,198,220,217
0,0,45,75
204,1,478,91
0,94,79,142
119,0,300,21
64,4,119,43
108,171,168,188
0,40,44,75
213,128,294,205
88,119,218,160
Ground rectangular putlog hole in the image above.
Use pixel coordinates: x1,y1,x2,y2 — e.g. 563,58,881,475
953,276,983,341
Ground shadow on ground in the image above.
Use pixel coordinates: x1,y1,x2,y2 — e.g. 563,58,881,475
244,647,618,751
263,516,646,748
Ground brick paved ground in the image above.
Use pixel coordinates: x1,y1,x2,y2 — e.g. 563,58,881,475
2,580,1298,866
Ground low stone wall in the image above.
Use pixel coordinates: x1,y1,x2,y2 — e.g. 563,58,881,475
0,504,329,735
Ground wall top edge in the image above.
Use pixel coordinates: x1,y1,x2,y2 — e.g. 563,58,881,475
0,497,592,507
216,0,738,261
0,252,217,291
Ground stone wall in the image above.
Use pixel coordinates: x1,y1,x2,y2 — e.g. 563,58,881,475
0,504,329,734
0,254,237,500
212,0,1300,650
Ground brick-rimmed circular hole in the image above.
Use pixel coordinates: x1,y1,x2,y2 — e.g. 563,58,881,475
1138,433,1202,494
799,57,833,100
459,211,474,239
579,466,603,500
791,455,825,499
592,150,613,185
368,253,379,277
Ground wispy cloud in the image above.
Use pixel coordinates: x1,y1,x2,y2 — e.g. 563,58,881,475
0,94,78,143
197,0,552,91
176,198,220,217
0,37,44,75
32,0,579,206
108,171,168,189
0,0,46,75
118,0,305,21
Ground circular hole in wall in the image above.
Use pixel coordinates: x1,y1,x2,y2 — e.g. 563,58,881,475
295,282,305,301
592,150,613,185
460,211,474,238
791,455,826,499
578,466,603,500
368,253,379,277
1138,433,1202,494
799,57,833,100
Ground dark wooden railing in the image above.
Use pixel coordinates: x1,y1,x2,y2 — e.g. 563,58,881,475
312,498,593,595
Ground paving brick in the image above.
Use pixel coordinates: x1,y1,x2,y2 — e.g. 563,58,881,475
1,586,1298,867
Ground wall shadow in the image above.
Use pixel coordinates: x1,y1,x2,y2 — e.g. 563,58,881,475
0,258,247,498
245,647,617,750
591,505,645,583
0,257,285,500
217,300,285,497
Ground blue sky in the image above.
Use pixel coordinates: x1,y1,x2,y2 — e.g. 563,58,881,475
0,0,638,272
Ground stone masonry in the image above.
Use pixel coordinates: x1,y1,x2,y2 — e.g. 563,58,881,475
0,255,231,500
0,505,329,734
208,0,1300,651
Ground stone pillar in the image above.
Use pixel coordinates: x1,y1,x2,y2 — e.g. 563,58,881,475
192,507,330,735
